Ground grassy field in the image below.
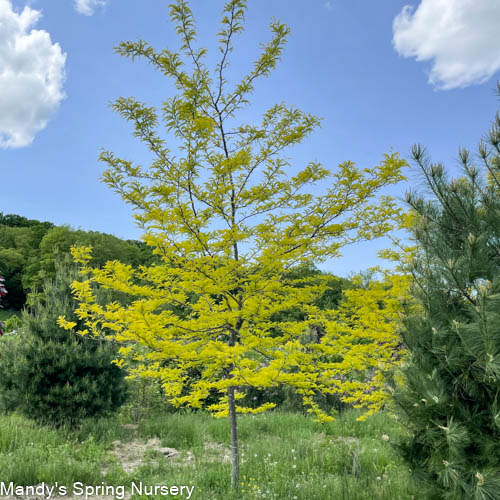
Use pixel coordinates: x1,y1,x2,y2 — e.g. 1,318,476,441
0,409,432,499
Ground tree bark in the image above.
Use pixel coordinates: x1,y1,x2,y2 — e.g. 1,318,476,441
227,384,239,489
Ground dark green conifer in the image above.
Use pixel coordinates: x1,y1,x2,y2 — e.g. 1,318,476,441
0,256,128,426
393,85,500,499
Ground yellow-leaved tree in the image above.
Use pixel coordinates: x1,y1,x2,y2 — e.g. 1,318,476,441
316,269,410,418
59,0,407,487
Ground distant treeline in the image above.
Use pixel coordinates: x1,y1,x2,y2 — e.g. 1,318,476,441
0,213,157,309
0,213,351,312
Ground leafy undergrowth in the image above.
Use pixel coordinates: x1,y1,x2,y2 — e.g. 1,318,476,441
0,309,19,323
0,409,431,499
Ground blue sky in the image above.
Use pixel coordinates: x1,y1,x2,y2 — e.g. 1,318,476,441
1,0,499,276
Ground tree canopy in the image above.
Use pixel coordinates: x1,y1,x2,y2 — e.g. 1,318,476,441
0,214,155,310
60,0,407,487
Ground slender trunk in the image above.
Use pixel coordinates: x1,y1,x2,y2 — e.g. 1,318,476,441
216,102,240,490
227,384,239,489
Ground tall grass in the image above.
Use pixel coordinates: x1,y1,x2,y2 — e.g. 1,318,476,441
0,409,430,499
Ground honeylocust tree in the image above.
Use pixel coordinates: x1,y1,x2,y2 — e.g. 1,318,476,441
60,0,406,487
317,269,410,418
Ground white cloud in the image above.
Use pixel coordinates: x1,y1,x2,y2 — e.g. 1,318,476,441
392,0,500,90
74,0,107,16
0,0,66,148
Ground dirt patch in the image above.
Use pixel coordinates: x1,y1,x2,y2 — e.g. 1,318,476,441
203,441,231,463
109,437,179,473
310,432,327,443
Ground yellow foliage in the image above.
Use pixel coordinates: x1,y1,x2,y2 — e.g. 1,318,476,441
61,246,409,421
60,0,410,424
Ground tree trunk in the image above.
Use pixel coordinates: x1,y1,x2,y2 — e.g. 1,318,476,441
227,385,239,489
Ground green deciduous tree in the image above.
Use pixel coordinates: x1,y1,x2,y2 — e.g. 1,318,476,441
0,213,54,246
0,275,6,336
392,85,500,499
0,214,54,309
60,0,406,487
0,226,36,309
0,214,157,311
31,225,157,289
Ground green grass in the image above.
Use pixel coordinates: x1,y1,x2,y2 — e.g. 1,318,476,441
0,409,430,499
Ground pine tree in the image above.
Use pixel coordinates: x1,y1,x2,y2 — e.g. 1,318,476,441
393,85,500,499
0,257,128,426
